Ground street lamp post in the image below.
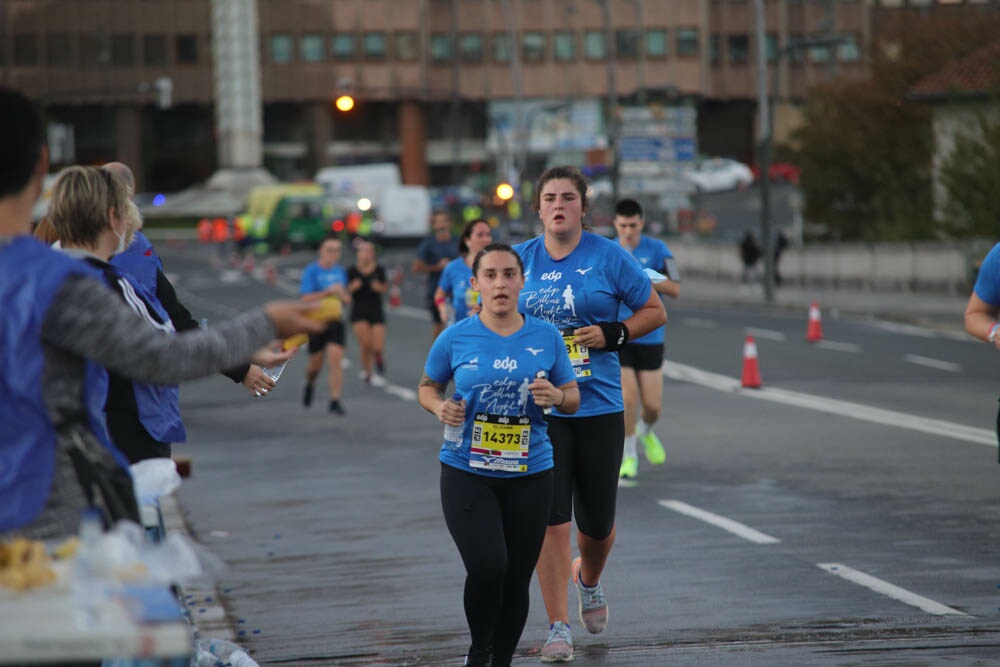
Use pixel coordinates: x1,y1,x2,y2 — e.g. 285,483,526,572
596,0,619,204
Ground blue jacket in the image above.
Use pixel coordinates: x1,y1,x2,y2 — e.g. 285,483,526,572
93,260,186,445
111,230,162,295
0,237,124,532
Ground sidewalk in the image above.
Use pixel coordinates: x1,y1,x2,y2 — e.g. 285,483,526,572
679,274,970,333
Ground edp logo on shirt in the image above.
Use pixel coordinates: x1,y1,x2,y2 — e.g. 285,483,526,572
540,270,562,281
493,356,518,372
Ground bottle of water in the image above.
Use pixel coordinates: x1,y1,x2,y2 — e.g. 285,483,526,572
535,371,552,415
229,650,260,667
74,508,107,628
442,392,464,451
198,638,241,662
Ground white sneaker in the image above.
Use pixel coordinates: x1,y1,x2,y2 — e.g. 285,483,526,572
371,374,387,387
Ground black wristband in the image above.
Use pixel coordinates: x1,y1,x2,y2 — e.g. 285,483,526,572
597,321,629,351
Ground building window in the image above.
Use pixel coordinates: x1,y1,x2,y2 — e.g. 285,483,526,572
727,34,748,65
584,30,606,59
395,32,418,61
492,33,510,63
111,33,135,67
78,32,104,68
709,34,720,66
646,29,667,58
460,33,483,63
554,31,575,61
175,34,198,64
787,34,804,64
676,28,699,58
363,32,386,61
430,33,454,63
46,33,70,67
143,34,167,66
521,31,545,62
331,34,355,61
838,34,861,63
765,33,778,63
809,43,832,64
301,34,324,62
615,29,639,59
270,34,293,64
14,34,38,66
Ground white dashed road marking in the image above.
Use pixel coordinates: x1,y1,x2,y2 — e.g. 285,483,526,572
817,563,969,616
745,327,786,341
658,500,781,544
902,353,961,373
814,340,862,353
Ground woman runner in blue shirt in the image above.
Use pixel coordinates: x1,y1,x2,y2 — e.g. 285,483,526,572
514,166,666,662
419,243,579,667
434,218,493,325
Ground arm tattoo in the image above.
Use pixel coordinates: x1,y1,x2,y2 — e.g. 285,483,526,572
419,373,446,396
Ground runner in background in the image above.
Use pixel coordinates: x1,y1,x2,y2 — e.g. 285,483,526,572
433,218,492,326
418,243,579,667
300,236,351,414
612,198,681,480
411,210,459,340
347,240,388,385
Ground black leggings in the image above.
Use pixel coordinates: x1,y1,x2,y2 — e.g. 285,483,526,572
440,463,553,665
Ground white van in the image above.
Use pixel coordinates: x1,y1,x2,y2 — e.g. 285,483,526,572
373,185,431,242
314,163,401,204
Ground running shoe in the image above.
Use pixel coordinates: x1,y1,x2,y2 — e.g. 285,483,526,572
619,456,638,479
302,384,313,408
640,431,666,465
371,374,387,388
329,400,345,415
572,557,608,634
540,621,573,663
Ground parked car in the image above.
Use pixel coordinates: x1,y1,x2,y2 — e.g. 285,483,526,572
750,162,801,185
684,158,754,193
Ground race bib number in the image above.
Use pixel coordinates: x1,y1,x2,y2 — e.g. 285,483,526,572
470,413,531,472
562,330,592,378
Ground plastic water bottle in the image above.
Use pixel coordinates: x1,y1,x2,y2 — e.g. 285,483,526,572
442,392,464,451
229,650,260,667
535,371,552,415
198,638,241,662
262,362,287,383
74,508,107,628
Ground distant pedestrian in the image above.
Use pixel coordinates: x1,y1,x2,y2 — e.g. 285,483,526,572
739,231,761,284
433,218,492,326
612,199,680,481
963,241,1000,462
412,210,459,340
347,240,388,384
300,236,351,414
418,243,579,667
774,230,789,287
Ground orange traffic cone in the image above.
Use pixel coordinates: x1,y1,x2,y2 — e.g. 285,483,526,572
806,301,823,342
741,335,762,388
265,262,277,286
389,284,402,308
243,254,255,274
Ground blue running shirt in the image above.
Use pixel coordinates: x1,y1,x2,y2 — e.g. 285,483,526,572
437,257,478,323
974,242,1000,306
617,235,673,345
514,232,652,417
424,315,575,477
300,261,348,296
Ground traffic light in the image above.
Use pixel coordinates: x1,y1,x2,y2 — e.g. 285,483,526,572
495,182,514,201
334,76,355,113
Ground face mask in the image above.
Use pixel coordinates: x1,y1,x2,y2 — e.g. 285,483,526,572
112,221,128,255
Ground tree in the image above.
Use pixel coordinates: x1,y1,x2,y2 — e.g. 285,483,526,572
939,111,1000,238
790,12,1000,241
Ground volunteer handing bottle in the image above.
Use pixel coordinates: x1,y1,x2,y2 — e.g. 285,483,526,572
418,244,579,667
